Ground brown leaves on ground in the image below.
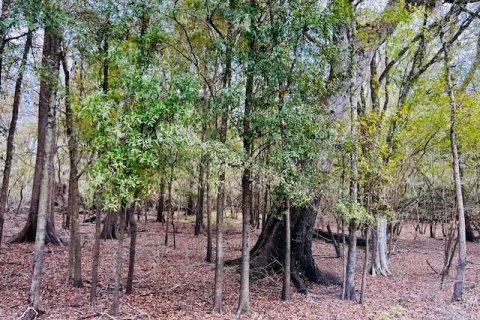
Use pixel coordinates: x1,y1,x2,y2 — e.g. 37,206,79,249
0,212,479,319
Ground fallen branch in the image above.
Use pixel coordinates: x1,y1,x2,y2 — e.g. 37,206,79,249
426,259,439,274
313,229,367,247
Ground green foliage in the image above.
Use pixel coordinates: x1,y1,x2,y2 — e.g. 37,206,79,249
334,200,375,225
76,4,200,207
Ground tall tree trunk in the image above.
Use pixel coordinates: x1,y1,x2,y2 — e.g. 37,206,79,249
112,205,126,317
213,6,233,312
10,29,62,245
126,205,137,294
343,55,359,300
213,112,228,312
442,29,467,302
22,63,56,320
237,165,252,315
62,44,82,288
237,22,255,314
0,32,32,247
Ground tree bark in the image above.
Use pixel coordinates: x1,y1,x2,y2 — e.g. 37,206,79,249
343,68,359,303
281,199,291,301
9,29,62,245
213,3,233,311
344,220,358,300
370,216,392,276
62,44,82,287
0,32,32,247
156,177,165,223
205,162,212,263
126,205,137,294
237,15,255,312
165,164,174,246
195,141,206,235
227,199,341,292
47,117,56,231
360,226,370,304
186,179,195,216
112,205,126,317
442,27,467,302
237,164,252,315
100,212,117,240
90,198,102,303
22,61,56,320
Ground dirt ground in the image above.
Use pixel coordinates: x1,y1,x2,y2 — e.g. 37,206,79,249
0,210,479,320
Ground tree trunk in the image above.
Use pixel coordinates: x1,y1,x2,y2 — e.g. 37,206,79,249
47,118,56,231
343,64,360,301
22,60,56,320
327,224,341,258
213,118,227,312
186,179,195,216
344,220,358,300
227,199,341,293
213,4,234,310
0,32,32,247
262,183,269,231
9,29,62,245
165,164,174,246
100,212,117,240
126,205,137,294
442,28,467,302
62,44,82,288
90,198,102,303
360,226,370,304
156,177,165,223
370,216,392,276
465,214,476,242
205,162,212,263
281,199,291,301
112,205,126,317
195,150,206,236
237,18,255,312
237,165,252,315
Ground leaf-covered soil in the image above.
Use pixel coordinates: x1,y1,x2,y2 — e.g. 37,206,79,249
0,211,479,319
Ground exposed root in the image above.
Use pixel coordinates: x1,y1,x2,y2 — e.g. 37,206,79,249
9,219,64,245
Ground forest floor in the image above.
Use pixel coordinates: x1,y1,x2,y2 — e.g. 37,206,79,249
0,210,479,320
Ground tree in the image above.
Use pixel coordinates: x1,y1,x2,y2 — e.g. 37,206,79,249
236,0,257,313
156,177,166,223
62,40,82,287
10,4,63,244
441,21,467,302
0,31,32,247
21,28,57,320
